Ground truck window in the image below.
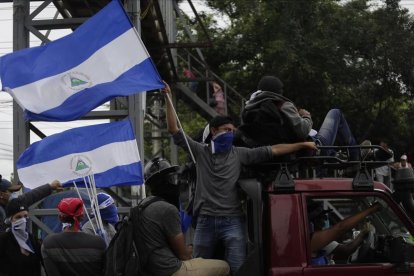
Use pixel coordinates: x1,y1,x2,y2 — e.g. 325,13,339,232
307,196,413,265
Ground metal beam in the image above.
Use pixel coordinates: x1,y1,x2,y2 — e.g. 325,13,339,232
31,18,87,29
29,123,46,139
152,0,178,80
29,0,53,20
81,110,129,120
126,0,145,204
165,42,211,48
175,82,218,118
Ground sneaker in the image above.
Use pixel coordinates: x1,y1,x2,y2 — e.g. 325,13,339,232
335,151,348,161
360,140,372,161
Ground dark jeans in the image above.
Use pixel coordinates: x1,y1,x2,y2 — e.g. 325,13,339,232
193,215,246,274
315,109,358,159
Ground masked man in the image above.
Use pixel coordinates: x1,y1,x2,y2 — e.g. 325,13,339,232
162,82,317,274
0,198,43,276
82,192,118,243
42,198,106,276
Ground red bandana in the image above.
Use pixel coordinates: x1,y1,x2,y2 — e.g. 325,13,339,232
57,198,84,231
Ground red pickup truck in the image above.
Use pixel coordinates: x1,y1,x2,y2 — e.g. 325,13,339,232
237,150,414,275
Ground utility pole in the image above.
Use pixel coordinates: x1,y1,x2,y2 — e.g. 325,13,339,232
12,0,30,181
126,0,146,204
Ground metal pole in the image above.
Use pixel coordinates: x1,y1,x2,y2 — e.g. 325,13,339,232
12,0,30,182
151,98,162,156
126,0,145,205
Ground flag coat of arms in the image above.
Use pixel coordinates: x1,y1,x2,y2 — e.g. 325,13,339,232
0,0,164,121
16,120,143,189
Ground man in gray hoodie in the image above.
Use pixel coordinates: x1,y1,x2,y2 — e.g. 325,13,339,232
162,82,317,274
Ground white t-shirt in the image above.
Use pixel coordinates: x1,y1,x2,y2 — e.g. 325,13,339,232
375,150,394,176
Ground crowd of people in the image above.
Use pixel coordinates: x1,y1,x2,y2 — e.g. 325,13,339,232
0,75,406,276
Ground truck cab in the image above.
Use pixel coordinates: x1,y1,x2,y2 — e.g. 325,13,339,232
237,147,414,275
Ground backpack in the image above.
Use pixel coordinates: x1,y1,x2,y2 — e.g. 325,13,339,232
104,196,163,276
238,91,298,147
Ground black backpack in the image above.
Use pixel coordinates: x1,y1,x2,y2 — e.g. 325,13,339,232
238,91,298,147
104,196,163,276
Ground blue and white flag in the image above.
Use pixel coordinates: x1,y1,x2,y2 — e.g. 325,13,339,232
0,0,164,121
17,120,143,189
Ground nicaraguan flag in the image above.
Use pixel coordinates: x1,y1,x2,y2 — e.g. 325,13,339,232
0,0,164,121
17,120,143,189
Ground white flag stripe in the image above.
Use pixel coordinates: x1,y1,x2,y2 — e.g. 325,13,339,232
18,140,140,188
10,29,147,113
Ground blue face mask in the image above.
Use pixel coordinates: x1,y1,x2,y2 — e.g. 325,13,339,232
211,131,234,154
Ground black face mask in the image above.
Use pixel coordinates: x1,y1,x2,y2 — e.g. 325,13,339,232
151,179,180,209
161,193,180,209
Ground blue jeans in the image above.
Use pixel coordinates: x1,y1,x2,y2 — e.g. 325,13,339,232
315,109,358,159
193,215,246,274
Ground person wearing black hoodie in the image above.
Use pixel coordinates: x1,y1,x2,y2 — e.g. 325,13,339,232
239,76,362,160
0,180,61,276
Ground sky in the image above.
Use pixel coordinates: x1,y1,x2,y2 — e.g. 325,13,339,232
0,1,413,180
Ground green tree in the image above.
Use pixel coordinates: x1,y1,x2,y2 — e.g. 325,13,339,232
188,0,414,156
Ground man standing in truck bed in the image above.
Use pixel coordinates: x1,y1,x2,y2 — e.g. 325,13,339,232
162,82,317,274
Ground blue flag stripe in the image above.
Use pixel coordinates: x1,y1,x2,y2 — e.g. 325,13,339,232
69,162,143,187
17,120,135,168
25,59,163,121
0,0,131,89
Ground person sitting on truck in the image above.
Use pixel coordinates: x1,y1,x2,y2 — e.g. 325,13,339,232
308,201,373,264
308,200,382,265
142,157,230,276
238,75,373,160
162,81,318,274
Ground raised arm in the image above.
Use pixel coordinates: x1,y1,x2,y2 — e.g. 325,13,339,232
161,81,180,135
271,141,317,156
20,180,62,207
311,203,381,253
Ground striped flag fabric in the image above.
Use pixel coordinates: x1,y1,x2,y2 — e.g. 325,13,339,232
0,0,164,121
16,120,143,189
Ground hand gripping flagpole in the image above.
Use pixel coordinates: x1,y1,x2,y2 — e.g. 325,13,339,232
164,92,196,164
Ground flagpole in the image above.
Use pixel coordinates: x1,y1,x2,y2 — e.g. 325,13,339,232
165,93,196,164
88,174,108,244
72,181,96,235
86,175,103,231
82,176,97,221
83,176,102,233
89,174,104,231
